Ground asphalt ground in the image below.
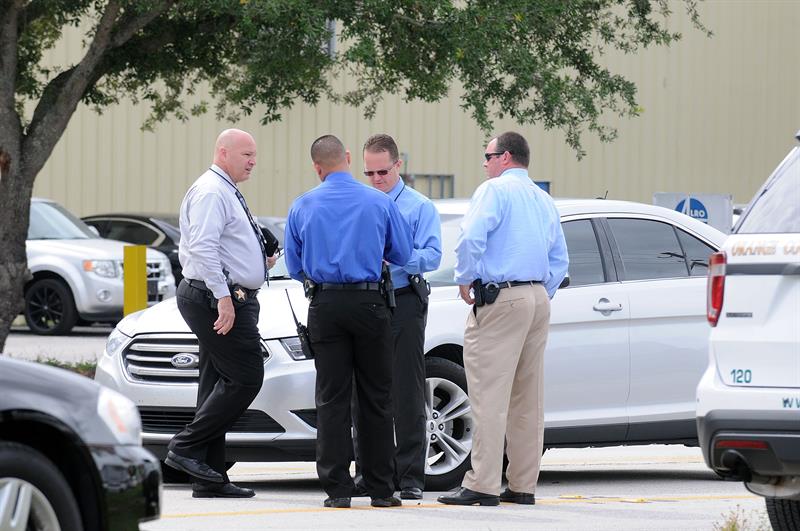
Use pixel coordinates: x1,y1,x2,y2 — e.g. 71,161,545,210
141,446,768,531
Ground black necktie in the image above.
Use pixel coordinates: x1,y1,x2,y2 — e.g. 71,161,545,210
210,168,269,282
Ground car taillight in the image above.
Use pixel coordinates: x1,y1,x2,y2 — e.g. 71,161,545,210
707,251,726,326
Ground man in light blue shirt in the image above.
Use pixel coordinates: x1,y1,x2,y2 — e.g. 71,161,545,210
439,131,568,507
351,134,441,500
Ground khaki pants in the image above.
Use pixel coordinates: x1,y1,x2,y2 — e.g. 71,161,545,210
461,283,550,495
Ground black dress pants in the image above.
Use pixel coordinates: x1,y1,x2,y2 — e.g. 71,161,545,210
168,280,264,481
308,289,394,499
353,291,428,490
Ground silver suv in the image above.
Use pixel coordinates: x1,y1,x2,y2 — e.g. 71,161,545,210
697,131,800,530
24,198,175,334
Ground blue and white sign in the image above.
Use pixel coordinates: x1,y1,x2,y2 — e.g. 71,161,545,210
653,193,733,233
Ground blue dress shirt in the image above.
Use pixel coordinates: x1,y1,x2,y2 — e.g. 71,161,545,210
385,178,442,288
285,172,413,283
454,168,569,298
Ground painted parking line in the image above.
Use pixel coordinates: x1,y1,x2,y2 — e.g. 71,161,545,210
160,493,758,520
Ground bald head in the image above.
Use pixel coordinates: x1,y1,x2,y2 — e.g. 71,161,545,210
310,135,350,180
213,129,257,183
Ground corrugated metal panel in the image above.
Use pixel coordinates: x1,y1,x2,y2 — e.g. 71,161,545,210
32,1,799,219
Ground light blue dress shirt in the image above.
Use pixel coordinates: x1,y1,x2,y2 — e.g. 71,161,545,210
454,168,569,298
385,178,442,289
285,172,413,283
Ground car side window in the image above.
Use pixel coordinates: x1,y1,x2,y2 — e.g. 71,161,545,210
83,219,110,238
676,229,715,277
608,218,688,281
106,220,160,246
562,219,606,286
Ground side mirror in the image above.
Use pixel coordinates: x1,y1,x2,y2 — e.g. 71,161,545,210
559,275,570,289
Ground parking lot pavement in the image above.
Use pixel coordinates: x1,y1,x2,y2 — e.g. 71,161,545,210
2,324,111,362
142,446,767,531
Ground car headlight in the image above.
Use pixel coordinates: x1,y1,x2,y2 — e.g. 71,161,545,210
104,326,131,358
97,387,142,445
280,337,312,360
83,259,119,278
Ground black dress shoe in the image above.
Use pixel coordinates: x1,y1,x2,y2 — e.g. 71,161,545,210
352,483,368,497
400,487,423,500
323,497,351,508
164,451,224,483
437,487,499,506
499,488,535,505
192,482,255,498
371,496,402,507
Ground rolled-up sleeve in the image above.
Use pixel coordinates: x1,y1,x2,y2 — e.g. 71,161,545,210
544,214,569,298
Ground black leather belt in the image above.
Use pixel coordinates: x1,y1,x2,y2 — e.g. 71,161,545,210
186,278,259,298
319,282,381,291
497,280,540,290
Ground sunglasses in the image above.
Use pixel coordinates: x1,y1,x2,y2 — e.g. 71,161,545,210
484,151,508,162
363,164,396,177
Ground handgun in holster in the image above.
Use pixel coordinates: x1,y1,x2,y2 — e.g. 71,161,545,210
301,272,317,301
380,263,396,311
472,278,500,307
408,274,430,305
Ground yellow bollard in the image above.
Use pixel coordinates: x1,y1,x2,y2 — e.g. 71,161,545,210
123,245,148,315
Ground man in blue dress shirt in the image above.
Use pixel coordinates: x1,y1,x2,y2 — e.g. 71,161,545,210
438,131,569,507
284,134,413,509
351,134,441,500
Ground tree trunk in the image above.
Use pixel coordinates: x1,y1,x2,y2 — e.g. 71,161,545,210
0,161,34,354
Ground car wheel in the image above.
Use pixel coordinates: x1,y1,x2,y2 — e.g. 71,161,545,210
766,497,800,531
24,279,78,335
0,442,84,531
424,357,473,491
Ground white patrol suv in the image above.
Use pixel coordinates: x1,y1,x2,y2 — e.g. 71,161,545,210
697,131,800,530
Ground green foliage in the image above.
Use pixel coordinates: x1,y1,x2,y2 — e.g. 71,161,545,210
11,0,709,157
712,504,770,531
35,357,97,379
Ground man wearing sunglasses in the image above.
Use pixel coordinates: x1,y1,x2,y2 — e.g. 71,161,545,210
438,131,568,507
351,134,441,500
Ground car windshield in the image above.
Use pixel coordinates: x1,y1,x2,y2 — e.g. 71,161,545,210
28,201,97,240
268,217,463,284
736,146,800,234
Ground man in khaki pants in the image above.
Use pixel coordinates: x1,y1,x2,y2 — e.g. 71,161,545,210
438,131,568,506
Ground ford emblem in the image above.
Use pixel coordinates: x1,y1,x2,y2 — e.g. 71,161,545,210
171,353,199,369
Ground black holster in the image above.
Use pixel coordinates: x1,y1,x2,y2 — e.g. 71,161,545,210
408,274,430,305
472,279,500,307
380,263,396,310
302,274,317,300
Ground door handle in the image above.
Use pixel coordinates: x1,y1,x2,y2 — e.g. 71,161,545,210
593,298,623,312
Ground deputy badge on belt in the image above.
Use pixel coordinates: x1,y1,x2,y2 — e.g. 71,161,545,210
234,287,246,302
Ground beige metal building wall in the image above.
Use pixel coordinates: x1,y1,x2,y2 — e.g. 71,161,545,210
32,0,800,219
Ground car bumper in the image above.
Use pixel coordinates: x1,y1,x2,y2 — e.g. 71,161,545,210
77,276,176,321
89,444,161,527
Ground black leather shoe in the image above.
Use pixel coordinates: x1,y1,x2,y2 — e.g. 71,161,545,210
437,487,499,506
323,497,351,508
192,482,255,498
400,487,423,500
164,451,224,483
352,483,368,497
499,488,535,505
371,496,402,507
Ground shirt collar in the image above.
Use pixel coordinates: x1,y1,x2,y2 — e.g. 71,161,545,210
323,171,356,183
387,177,405,200
210,164,237,187
500,167,530,182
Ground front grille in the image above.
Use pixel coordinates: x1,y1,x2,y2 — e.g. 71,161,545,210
139,407,284,434
122,334,270,384
119,260,169,302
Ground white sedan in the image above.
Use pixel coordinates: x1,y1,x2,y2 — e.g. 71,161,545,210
96,198,725,490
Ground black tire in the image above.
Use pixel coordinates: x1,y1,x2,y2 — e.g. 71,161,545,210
424,357,472,491
24,278,79,335
0,441,84,531
766,497,800,531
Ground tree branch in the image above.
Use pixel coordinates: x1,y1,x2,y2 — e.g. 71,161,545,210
111,0,175,48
